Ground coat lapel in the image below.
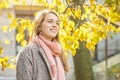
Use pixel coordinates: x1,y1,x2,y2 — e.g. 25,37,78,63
38,46,53,80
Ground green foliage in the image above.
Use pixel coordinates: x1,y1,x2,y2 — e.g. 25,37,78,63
108,63,120,80
108,63,120,73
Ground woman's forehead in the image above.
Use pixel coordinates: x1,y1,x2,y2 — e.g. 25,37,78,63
44,13,59,21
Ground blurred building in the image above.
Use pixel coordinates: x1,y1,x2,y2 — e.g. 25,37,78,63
0,1,45,79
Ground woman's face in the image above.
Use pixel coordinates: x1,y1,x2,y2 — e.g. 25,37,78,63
40,13,59,41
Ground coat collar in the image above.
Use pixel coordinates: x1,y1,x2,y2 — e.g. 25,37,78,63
36,44,53,80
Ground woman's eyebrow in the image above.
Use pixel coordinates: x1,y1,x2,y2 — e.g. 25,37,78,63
47,18,59,21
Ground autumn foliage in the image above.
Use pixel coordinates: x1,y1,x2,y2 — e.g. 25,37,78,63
0,0,120,70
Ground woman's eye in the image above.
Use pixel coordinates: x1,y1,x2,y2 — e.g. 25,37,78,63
48,20,52,23
56,22,59,25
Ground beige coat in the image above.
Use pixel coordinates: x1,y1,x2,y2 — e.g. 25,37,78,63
16,43,53,80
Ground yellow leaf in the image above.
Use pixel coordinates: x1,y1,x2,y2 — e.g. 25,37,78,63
70,47,76,56
0,0,9,9
2,25,8,33
7,12,14,19
84,4,90,14
1,56,9,71
17,25,24,33
81,14,87,20
92,35,100,44
10,18,18,31
34,12,38,17
86,42,95,51
58,5,66,13
89,3,96,11
0,46,3,55
1,61,6,71
16,33,25,43
22,0,26,5
90,0,95,4
99,30,106,39
48,4,55,9
74,6,81,18
56,0,62,5
74,40,79,49
73,29,80,38
69,21,75,29
0,58,3,63
3,56,9,62
12,0,19,3
21,40,27,47
7,63,16,70
4,39,10,44
52,0,56,4
75,10,81,18
66,8,72,16
79,32,87,41
28,22,34,35
36,0,45,5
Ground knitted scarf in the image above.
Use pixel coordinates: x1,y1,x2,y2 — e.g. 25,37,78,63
32,35,65,80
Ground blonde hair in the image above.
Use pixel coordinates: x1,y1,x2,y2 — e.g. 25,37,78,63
30,9,69,73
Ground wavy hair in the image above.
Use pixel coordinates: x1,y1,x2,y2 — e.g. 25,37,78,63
29,9,69,73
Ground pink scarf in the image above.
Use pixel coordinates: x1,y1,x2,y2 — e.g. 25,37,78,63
32,35,66,80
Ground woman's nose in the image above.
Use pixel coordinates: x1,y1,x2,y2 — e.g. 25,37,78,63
52,22,58,28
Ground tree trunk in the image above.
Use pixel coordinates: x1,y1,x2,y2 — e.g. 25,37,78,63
73,41,94,80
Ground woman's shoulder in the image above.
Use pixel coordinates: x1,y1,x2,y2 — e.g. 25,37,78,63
21,43,39,52
26,43,39,49
17,43,39,58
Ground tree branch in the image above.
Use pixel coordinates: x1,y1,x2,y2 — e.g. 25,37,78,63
66,0,79,19
98,15,120,28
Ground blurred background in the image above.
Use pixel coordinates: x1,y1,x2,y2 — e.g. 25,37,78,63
0,0,120,80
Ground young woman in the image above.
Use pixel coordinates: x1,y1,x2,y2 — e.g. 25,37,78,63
16,9,69,80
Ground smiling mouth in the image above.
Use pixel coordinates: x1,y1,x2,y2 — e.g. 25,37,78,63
50,29,57,33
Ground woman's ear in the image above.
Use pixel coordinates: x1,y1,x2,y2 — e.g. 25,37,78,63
39,27,42,34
